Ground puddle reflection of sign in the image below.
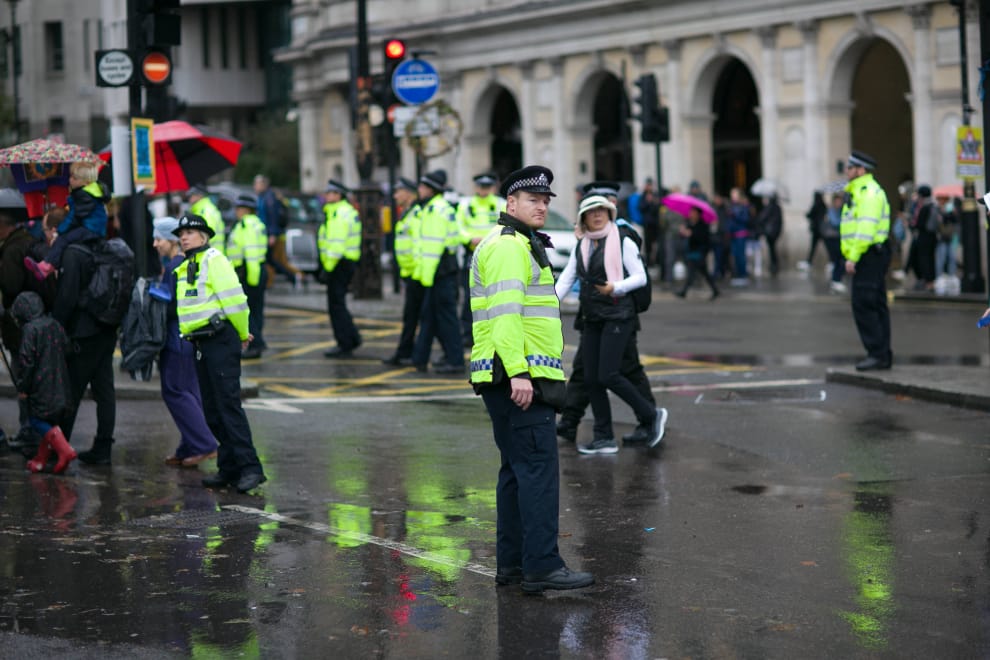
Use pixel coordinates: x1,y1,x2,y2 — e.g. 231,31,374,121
131,117,156,189
956,126,983,179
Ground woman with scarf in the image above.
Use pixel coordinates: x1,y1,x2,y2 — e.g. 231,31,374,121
554,195,666,455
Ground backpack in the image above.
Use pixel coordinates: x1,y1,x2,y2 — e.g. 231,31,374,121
67,238,136,327
618,224,652,314
275,197,290,230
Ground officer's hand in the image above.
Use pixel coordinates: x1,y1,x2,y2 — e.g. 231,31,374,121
242,333,254,351
509,377,533,411
845,259,856,274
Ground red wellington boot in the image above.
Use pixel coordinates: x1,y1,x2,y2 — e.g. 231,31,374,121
45,426,77,474
26,436,52,473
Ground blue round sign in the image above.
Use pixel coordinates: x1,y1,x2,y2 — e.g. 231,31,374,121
391,59,440,106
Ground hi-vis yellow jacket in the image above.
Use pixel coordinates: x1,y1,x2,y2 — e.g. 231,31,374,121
189,196,226,253
319,199,361,272
394,203,420,279
226,213,267,287
841,172,890,263
175,247,250,340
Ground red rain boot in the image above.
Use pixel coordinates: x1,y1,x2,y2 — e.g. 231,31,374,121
26,436,52,473
45,426,77,474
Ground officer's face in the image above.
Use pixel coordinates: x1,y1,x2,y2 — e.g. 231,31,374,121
177,228,208,252
846,163,865,181
418,184,435,200
507,192,550,229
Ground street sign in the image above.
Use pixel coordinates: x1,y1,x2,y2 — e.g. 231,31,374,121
95,49,134,87
956,125,984,179
391,59,440,106
392,105,439,138
141,50,172,85
131,117,156,190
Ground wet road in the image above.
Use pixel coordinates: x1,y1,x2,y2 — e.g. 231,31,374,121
1,285,989,658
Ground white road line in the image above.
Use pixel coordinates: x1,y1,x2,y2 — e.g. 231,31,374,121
223,505,496,579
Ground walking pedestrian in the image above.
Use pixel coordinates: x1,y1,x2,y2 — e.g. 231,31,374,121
319,180,363,358
727,188,751,286
469,164,594,593
150,216,217,467
172,213,266,493
841,150,892,371
382,177,424,366
909,185,937,291
254,174,302,288
228,195,269,359
675,206,719,299
554,195,666,455
798,191,827,271
823,193,846,293
757,194,783,277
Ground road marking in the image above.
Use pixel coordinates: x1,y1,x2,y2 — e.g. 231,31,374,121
222,505,495,579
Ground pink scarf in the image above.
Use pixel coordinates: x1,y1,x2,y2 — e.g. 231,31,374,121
580,221,623,283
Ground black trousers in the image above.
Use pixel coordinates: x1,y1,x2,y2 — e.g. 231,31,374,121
325,259,361,351
195,322,264,480
560,329,654,428
244,267,267,350
582,319,657,440
395,277,426,359
481,385,564,576
62,330,117,443
412,272,464,367
851,244,892,362
680,255,718,295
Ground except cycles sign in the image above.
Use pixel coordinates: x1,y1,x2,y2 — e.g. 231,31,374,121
95,49,135,87
391,59,440,106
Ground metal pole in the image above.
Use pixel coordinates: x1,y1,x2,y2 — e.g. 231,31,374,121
654,142,662,192
979,0,990,359
352,0,381,298
127,0,148,277
9,0,18,142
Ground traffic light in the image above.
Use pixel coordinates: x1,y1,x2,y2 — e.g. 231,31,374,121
633,73,669,144
378,38,407,107
140,0,181,47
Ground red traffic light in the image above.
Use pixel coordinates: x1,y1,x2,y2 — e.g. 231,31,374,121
384,39,406,61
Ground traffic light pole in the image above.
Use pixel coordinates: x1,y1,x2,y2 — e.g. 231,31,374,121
979,1,990,358
126,0,148,278
654,142,662,193
353,0,381,298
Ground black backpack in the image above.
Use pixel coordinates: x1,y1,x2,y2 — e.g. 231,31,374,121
67,238,136,326
617,224,652,314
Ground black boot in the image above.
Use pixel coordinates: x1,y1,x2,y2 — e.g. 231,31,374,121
78,436,114,465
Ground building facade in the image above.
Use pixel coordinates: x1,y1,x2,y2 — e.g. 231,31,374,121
280,0,978,255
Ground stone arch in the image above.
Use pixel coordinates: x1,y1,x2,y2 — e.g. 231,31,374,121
568,64,633,184
463,79,523,181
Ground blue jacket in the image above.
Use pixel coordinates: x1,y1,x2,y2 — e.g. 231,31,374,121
59,182,109,237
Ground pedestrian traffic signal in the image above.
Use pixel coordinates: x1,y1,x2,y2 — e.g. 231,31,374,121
377,37,407,109
633,73,668,144
138,0,181,47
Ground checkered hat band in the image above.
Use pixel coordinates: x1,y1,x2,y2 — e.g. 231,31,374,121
507,174,550,195
848,154,875,169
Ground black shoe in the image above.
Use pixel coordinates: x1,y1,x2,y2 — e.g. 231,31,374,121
202,473,235,489
431,358,446,368
622,424,651,444
382,354,401,366
433,363,465,375
242,347,262,360
521,566,595,593
413,363,428,373
324,347,354,358
855,356,891,371
649,407,668,448
78,437,113,465
710,289,720,301
674,290,686,298
495,567,523,586
235,472,267,493
556,422,577,443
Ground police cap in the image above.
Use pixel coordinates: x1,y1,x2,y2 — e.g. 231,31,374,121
847,150,877,170
235,194,258,209
394,177,418,192
173,213,215,239
420,169,448,191
473,172,498,187
581,180,621,198
500,165,556,198
325,179,350,195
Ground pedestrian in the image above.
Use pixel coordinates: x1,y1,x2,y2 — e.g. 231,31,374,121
456,172,504,345
51,220,119,465
150,217,218,467
412,170,465,374
228,194,269,359
908,185,937,291
727,187,751,286
933,192,960,291
798,191,827,271
254,174,302,289
383,177,425,366
757,194,783,277
823,193,846,293
675,206,719,299
841,150,893,371
710,193,731,280
15,292,75,474
554,195,666,455
318,180,363,358
172,213,266,493
469,164,594,593
639,184,661,268
186,185,226,253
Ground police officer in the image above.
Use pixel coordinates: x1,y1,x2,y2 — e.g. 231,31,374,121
456,172,505,344
470,165,594,593
319,180,363,358
412,170,464,374
383,177,424,366
173,214,266,493
841,150,893,371
187,185,226,252
228,194,269,359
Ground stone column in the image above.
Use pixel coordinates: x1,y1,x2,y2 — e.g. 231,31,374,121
907,4,934,185
798,20,822,185
519,60,537,167
296,92,322,193
549,57,573,212
755,26,779,184
662,39,683,189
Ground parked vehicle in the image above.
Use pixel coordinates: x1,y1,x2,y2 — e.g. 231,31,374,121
541,209,577,272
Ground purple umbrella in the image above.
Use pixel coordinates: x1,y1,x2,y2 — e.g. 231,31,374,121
660,192,717,224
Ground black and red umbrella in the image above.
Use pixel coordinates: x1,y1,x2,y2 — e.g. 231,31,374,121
98,120,242,194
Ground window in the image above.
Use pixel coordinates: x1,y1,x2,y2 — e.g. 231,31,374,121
200,6,210,68
45,22,64,72
219,6,229,69
49,117,64,135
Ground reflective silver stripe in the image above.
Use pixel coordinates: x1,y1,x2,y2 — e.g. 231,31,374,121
528,284,556,297
222,300,249,315
473,303,558,323
181,307,223,324
842,232,875,241
421,236,445,244
480,280,526,297
214,286,245,300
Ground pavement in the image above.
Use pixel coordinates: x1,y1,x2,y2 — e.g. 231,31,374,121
13,266,988,409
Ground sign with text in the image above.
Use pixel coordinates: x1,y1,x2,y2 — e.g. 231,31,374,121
95,50,134,87
131,118,156,189
956,126,984,179
391,59,440,106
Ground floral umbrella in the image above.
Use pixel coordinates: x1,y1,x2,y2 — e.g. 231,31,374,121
0,138,101,165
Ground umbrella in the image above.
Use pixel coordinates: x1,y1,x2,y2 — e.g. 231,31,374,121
0,138,101,165
660,192,717,224
933,183,964,199
818,179,848,195
750,178,789,201
98,120,243,194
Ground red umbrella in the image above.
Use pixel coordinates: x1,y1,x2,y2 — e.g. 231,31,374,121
660,192,717,224
933,183,963,199
98,121,242,194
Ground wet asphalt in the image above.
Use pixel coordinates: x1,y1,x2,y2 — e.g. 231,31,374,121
1,270,989,658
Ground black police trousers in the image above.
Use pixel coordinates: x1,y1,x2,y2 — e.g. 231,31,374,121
194,321,264,481
481,385,565,577
395,277,426,359
325,259,362,351
851,243,892,362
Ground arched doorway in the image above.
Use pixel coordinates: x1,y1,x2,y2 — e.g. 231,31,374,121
490,89,522,179
849,39,912,213
592,75,633,184
711,59,761,196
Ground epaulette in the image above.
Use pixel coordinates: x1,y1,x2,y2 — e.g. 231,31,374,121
500,226,516,236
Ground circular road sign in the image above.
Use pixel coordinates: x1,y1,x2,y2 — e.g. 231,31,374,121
96,50,134,87
141,51,172,85
391,59,440,106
